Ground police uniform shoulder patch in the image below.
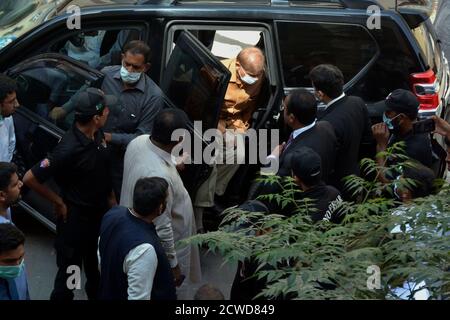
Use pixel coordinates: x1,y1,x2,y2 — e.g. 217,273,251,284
40,159,51,168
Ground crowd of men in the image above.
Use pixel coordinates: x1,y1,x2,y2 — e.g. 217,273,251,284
1,39,450,300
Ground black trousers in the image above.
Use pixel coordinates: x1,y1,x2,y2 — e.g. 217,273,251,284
50,203,105,301
231,260,267,300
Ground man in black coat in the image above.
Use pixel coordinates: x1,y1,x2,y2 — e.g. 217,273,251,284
269,89,337,183
310,64,372,193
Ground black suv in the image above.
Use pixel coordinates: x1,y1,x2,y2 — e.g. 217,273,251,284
0,0,447,231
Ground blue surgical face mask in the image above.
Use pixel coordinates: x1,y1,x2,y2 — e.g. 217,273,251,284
383,112,401,131
0,259,24,279
383,113,394,130
120,65,142,84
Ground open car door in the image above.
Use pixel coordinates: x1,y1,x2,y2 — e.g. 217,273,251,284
7,53,104,231
160,30,231,197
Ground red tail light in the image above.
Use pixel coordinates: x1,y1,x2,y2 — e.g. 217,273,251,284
409,69,440,111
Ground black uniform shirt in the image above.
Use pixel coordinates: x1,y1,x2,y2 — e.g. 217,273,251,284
31,125,112,209
296,183,345,223
264,181,345,223
388,130,433,168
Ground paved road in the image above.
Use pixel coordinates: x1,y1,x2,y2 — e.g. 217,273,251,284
12,208,236,300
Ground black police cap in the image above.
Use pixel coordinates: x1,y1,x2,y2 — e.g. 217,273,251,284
384,89,419,117
290,146,322,181
74,87,117,117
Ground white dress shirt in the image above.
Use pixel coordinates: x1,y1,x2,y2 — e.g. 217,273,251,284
123,243,157,300
291,120,317,140
97,234,158,300
0,116,16,162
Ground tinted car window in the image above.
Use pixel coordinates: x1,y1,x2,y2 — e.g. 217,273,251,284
350,22,419,102
48,29,141,70
276,21,377,88
163,32,231,130
11,59,99,131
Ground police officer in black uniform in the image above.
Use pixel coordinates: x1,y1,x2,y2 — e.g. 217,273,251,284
372,89,433,183
23,88,117,300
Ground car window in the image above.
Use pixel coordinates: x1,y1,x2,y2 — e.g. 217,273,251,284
350,21,419,103
276,21,377,88
0,0,38,27
173,28,265,62
10,58,102,131
0,0,70,50
48,28,142,70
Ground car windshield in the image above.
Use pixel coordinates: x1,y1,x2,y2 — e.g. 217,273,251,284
0,0,157,49
0,1,76,49
0,0,39,28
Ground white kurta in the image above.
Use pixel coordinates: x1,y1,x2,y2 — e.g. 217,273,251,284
120,135,201,285
0,116,15,162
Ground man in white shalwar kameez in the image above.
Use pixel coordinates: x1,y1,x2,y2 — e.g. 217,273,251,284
120,109,201,299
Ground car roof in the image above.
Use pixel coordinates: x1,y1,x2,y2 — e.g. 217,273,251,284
159,0,432,11
58,0,430,10
59,0,140,12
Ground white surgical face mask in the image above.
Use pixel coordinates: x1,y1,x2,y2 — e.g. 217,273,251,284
238,66,258,85
241,73,258,85
120,65,142,84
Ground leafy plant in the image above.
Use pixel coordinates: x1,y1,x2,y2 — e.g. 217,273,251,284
180,142,450,300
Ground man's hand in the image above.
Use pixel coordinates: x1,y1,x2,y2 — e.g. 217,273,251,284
372,123,391,183
372,123,390,151
49,107,67,120
172,264,185,287
54,200,68,222
431,115,450,139
270,142,286,158
104,133,112,143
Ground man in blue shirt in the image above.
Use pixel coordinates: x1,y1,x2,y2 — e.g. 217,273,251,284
49,41,165,201
0,162,29,300
0,162,23,224
0,223,29,300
